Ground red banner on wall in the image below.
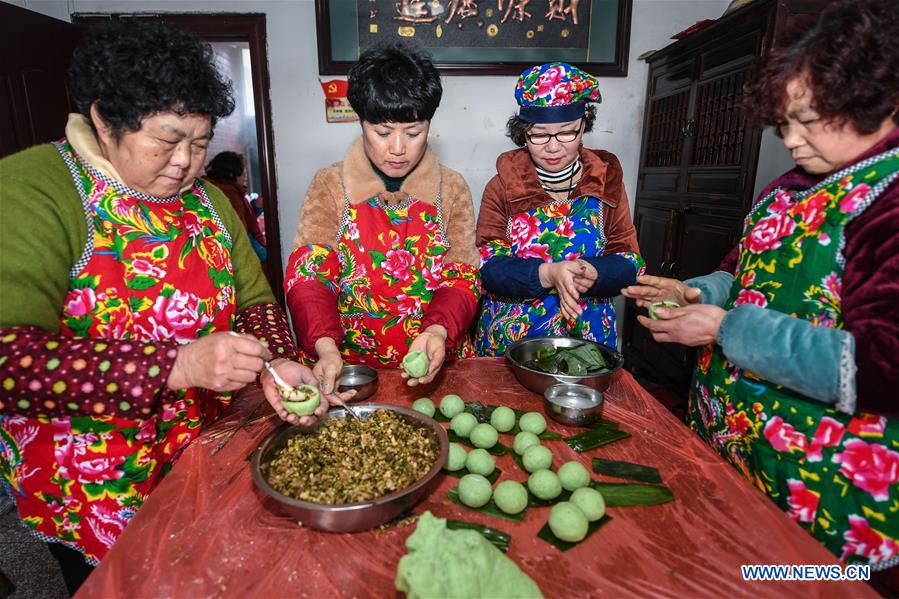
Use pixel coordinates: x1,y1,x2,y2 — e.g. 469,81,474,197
319,79,358,123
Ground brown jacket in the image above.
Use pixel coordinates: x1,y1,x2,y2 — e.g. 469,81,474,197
292,138,479,267
476,146,639,256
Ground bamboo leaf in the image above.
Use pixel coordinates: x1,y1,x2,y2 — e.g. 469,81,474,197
445,519,511,552
537,515,613,551
446,430,508,456
591,482,674,506
592,458,662,484
564,428,631,452
445,467,502,484
447,487,525,522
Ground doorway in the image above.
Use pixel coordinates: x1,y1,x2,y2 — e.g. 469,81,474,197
73,13,285,305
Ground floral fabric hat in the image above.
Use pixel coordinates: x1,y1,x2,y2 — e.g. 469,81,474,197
515,62,601,124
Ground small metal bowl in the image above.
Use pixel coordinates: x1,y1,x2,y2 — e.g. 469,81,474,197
544,383,604,426
337,365,378,402
250,404,448,533
505,336,623,395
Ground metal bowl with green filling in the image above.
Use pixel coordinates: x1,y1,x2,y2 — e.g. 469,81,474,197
250,404,448,532
505,336,623,395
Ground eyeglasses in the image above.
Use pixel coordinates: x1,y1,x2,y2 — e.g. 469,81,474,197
526,120,583,145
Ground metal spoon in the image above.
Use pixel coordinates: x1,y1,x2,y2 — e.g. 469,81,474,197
321,376,362,422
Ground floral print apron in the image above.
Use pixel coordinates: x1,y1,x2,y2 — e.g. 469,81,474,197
474,196,643,355
0,141,236,563
690,149,899,568
285,195,480,366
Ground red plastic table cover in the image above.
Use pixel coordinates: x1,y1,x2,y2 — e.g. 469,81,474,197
75,358,875,598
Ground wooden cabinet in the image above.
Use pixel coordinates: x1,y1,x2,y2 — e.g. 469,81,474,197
623,0,826,396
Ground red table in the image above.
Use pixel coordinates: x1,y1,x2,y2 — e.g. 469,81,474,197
76,359,875,598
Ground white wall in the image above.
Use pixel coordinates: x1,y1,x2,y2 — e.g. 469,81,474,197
13,0,731,268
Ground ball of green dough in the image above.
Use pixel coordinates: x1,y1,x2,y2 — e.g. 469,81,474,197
402,349,429,378
450,412,478,438
281,385,321,417
548,501,589,542
570,487,606,521
493,480,529,515
648,300,680,320
519,412,547,435
490,406,516,432
527,469,562,501
465,448,496,477
522,444,553,473
513,431,540,456
439,394,465,419
411,397,435,418
458,474,493,508
557,461,591,491
470,423,499,449
444,442,468,472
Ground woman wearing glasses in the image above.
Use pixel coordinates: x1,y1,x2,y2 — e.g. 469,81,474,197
474,62,643,355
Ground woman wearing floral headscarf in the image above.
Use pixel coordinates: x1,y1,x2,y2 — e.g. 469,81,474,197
474,63,643,355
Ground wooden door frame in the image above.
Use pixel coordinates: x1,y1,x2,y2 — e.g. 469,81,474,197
73,13,285,306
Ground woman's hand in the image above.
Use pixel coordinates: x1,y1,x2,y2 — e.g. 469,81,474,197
539,261,588,320
261,359,331,426
402,325,448,387
312,337,344,395
622,274,702,309
572,259,597,295
167,331,270,392
636,304,726,347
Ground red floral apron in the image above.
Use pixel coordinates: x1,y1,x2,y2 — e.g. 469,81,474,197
0,141,236,564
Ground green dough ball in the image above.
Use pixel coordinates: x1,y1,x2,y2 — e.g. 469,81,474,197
445,443,468,472
527,469,562,501
450,412,478,438
465,448,495,477
470,423,499,449
439,394,465,419
411,397,435,418
281,385,321,417
403,350,430,378
458,474,493,508
570,487,606,521
548,501,589,542
493,480,529,515
519,412,547,435
521,444,553,473
649,301,680,320
490,406,516,432
557,461,591,491
513,431,540,456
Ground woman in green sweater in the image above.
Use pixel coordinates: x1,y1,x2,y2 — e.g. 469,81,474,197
0,20,336,590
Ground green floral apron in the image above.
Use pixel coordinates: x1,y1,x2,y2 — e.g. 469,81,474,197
689,149,899,568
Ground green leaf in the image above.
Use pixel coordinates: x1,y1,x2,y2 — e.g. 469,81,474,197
591,482,674,507
446,430,508,456
380,315,402,335
537,515,612,552
368,250,387,268
445,519,511,552
126,275,159,290
447,487,525,522
528,488,571,507
445,467,502,484
592,458,662,484
564,428,631,452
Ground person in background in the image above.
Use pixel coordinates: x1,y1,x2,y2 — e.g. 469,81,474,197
474,63,643,356
0,20,328,591
280,41,481,404
203,151,268,261
623,0,899,572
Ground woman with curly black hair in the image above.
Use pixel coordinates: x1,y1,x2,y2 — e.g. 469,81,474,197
624,0,899,570
0,20,332,587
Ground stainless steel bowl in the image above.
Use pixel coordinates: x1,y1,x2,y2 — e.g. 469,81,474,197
250,404,448,532
337,365,379,401
505,336,623,395
544,383,604,426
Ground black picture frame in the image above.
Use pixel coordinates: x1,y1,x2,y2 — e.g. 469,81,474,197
316,0,632,76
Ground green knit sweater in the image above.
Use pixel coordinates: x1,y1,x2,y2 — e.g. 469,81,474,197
0,143,275,332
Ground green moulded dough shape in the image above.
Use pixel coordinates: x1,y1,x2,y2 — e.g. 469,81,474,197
470,423,499,449
519,412,547,435
451,412,479,438
648,301,680,320
521,445,553,473
458,473,493,508
445,442,469,472
403,350,430,378
513,431,541,456
440,394,466,419
493,480,529,515
557,461,591,491
548,501,589,542
528,469,562,501
465,448,496,477
412,397,436,418
281,385,321,416
490,406,517,432
570,487,606,521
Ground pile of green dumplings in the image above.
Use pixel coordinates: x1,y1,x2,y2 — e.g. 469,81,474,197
413,394,607,544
